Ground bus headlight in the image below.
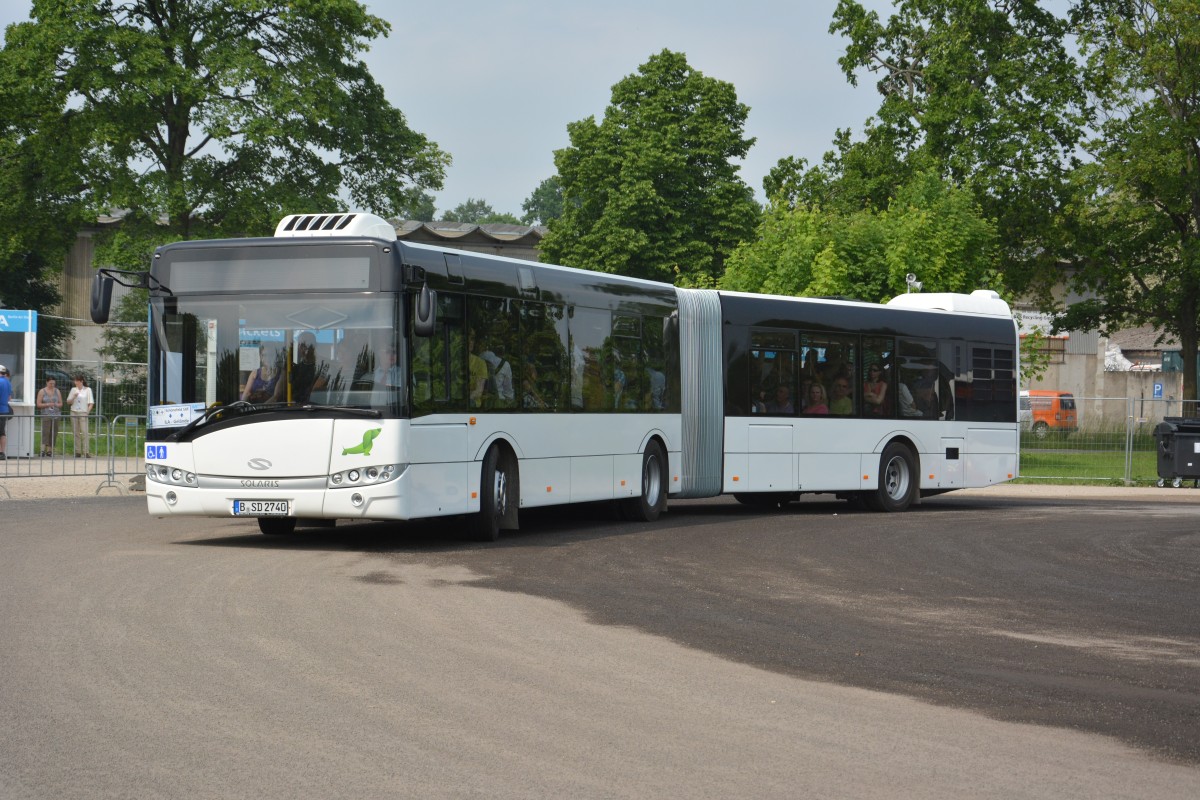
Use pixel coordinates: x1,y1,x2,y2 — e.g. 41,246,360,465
147,464,197,486
327,463,405,489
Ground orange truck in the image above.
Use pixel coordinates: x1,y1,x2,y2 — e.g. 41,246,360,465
1019,390,1078,438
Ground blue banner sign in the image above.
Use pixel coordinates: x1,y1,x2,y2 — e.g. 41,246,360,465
0,310,37,332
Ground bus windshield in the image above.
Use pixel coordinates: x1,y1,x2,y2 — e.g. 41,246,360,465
149,292,402,421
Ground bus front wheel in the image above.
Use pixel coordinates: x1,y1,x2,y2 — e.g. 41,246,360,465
471,445,516,542
864,443,917,512
619,441,668,522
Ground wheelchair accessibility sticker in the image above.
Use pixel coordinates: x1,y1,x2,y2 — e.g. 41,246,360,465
146,445,168,460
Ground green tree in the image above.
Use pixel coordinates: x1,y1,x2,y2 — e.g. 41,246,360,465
398,192,437,222
541,49,759,285
828,0,1088,290
1056,0,1200,400
442,198,519,225
0,25,92,359
1,0,450,272
722,171,999,303
521,176,563,225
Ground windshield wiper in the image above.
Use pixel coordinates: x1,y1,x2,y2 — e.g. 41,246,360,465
169,400,254,441
168,401,382,441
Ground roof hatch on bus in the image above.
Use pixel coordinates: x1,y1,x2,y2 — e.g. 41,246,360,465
274,212,397,241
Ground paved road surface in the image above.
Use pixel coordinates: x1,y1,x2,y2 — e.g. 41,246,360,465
0,489,1197,799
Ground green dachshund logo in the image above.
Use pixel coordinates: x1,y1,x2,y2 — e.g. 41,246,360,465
342,428,382,456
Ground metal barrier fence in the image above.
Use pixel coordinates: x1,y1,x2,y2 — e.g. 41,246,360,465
0,413,146,498
1019,395,1199,485
32,360,148,423
1,391,1196,495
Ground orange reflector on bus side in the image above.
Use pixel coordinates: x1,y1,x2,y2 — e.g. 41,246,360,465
471,491,478,499
546,486,552,492
469,417,477,425
863,475,869,481
732,476,739,482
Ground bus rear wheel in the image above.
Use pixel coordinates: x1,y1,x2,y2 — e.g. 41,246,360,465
619,441,668,522
471,445,516,542
864,442,917,512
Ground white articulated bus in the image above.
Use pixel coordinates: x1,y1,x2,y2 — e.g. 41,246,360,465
91,213,1018,539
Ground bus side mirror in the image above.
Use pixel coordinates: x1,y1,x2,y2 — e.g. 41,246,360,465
413,283,437,337
90,273,114,324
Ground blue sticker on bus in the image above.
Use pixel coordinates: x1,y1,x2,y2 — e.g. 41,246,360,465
146,445,167,460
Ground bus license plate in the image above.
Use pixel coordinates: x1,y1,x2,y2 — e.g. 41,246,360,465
232,500,290,517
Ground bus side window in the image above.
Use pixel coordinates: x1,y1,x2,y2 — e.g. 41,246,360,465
468,297,519,410
863,337,894,417
612,314,642,412
750,329,797,415
898,338,939,419
643,315,669,412
570,307,611,412
520,301,568,411
410,293,465,415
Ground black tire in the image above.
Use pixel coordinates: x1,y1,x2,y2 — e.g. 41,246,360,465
864,442,918,512
619,441,668,522
470,445,512,541
258,517,296,536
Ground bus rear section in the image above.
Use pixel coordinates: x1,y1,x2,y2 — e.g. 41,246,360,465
707,289,1020,511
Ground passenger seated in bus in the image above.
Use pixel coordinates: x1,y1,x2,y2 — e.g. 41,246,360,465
611,361,628,409
317,335,363,400
766,385,794,413
242,345,281,403
828,377,853,415
804,383,829,414
646,363,666,410
480,347,515,406
862,363,888,415
522,361,547,409
900,377,938,418
290,332,327,403
373,347,401,387
752,390,768,414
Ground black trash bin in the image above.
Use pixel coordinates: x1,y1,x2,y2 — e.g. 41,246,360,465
1154,417,1200,487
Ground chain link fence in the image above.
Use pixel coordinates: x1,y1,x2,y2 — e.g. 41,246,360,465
1019,395,1199,485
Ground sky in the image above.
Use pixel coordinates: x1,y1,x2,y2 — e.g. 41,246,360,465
0,0,890,220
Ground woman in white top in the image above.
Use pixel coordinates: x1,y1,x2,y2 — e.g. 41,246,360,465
66,375,95,457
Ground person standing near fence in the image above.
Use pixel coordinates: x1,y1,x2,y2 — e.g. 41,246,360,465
66,374,94,458
36,376,62,456
0,365,11,460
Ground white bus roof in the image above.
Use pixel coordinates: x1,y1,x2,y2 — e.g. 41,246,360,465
886,290,1011,317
